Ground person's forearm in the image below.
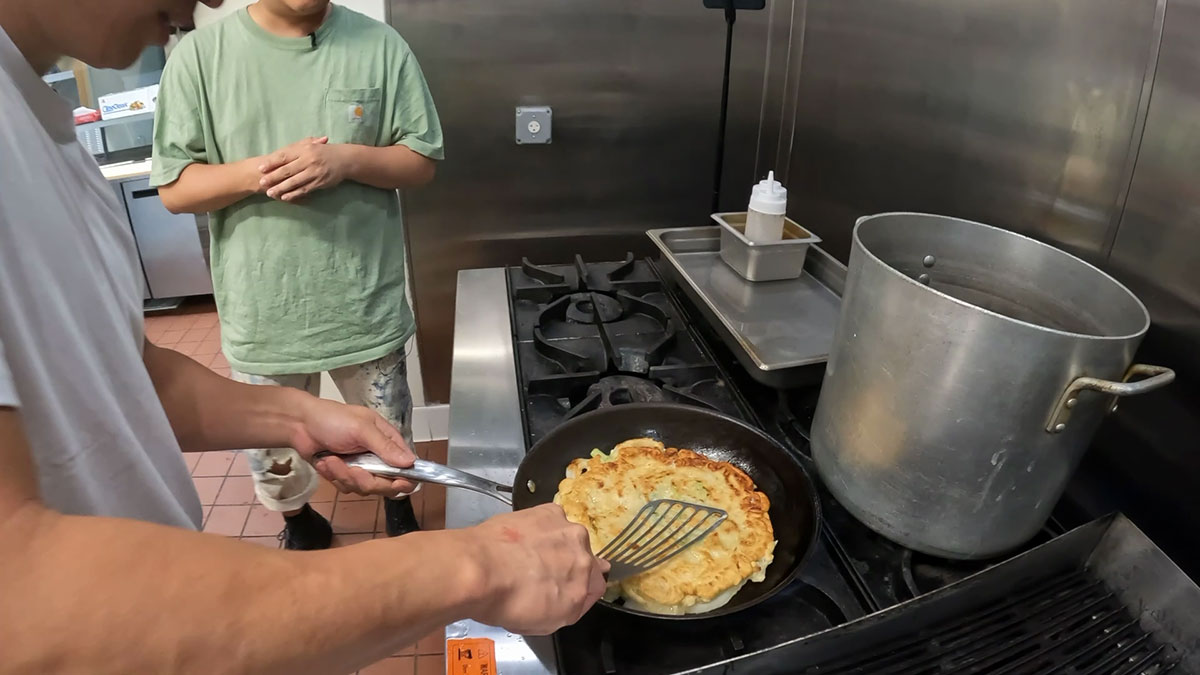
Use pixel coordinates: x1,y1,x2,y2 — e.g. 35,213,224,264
339,144,436,190
143,341,305,452
2,504,485,674
158,158,263,214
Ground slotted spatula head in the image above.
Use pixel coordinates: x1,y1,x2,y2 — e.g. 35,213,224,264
598,499,728,582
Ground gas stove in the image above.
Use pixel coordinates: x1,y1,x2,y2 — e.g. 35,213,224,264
508,254,742,447
502,254,1087,675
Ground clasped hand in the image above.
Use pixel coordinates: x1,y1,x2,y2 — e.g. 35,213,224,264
257,136,349,202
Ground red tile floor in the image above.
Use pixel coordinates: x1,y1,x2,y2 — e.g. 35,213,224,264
148,300,446,675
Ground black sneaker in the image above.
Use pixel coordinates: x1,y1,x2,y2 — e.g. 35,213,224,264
277,504,333,551
384,497,421,537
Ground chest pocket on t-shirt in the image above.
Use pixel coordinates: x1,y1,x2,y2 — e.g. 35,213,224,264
326,87,383,146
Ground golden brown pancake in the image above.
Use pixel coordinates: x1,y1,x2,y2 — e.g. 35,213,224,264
554,438,775,615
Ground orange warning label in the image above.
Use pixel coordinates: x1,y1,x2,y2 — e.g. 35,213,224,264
447,638,498,675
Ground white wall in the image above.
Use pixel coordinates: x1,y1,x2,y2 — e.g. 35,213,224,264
194,0,387,26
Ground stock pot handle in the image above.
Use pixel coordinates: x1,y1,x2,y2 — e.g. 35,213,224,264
1046,364,1175,433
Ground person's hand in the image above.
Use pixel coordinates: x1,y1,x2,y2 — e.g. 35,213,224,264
258,136,350,202
466,505,609,635
255,136,328,187
289,396,418,497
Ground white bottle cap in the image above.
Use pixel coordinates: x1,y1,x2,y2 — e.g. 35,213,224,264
748,171,788,216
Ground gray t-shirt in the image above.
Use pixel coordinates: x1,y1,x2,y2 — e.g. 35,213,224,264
0,27,201,529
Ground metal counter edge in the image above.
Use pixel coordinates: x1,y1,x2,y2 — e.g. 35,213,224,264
444,267,559,675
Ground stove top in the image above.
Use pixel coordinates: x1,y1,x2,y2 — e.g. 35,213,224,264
505,254,1085,675
509,254,742,448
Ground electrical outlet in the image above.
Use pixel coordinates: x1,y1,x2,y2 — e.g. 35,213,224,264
515,106,552,145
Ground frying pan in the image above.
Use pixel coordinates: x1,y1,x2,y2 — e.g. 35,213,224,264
334,403,822,619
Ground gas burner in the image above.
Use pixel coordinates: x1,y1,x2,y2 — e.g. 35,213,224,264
565,292,624,324
899,526,1061,598
529,282,677,376
508,254,744,447
563,376,667,421
900,549,991,598
586,375,667,406
559,374,733,423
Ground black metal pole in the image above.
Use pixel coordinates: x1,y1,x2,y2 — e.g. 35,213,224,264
711,3,736,214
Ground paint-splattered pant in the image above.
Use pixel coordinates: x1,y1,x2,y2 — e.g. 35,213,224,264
231,349,414,512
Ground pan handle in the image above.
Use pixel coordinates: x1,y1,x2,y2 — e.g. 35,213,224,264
314,452,514,506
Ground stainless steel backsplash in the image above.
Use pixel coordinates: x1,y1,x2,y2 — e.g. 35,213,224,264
390,0,1196,395
391,0,772,402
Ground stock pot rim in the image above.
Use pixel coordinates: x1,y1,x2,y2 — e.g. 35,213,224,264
852,211,1151,342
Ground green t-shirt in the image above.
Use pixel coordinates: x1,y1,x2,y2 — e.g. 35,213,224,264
150,5,443,375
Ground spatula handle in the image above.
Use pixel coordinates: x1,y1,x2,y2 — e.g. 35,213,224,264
314,451,514,506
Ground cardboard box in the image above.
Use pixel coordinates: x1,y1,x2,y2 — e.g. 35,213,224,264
98,84,158,120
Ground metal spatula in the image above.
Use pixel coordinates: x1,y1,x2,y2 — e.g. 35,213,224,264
319,452,516,505
601,499,728,581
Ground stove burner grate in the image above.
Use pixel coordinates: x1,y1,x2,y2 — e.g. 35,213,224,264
561,374,727,422
531,294,676,374
510,254,745,448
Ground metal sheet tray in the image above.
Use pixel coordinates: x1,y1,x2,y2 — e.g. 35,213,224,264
648,226,845,388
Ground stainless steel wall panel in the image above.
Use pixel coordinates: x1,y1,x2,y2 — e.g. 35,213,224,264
393,0,770,401
1108,0,1200,378
1078,0,1200,575
776,0,1160,263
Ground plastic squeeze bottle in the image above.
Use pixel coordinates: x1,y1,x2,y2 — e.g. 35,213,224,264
744,171,788,243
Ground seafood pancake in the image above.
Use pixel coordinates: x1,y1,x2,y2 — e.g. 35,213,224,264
554,438,775,615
